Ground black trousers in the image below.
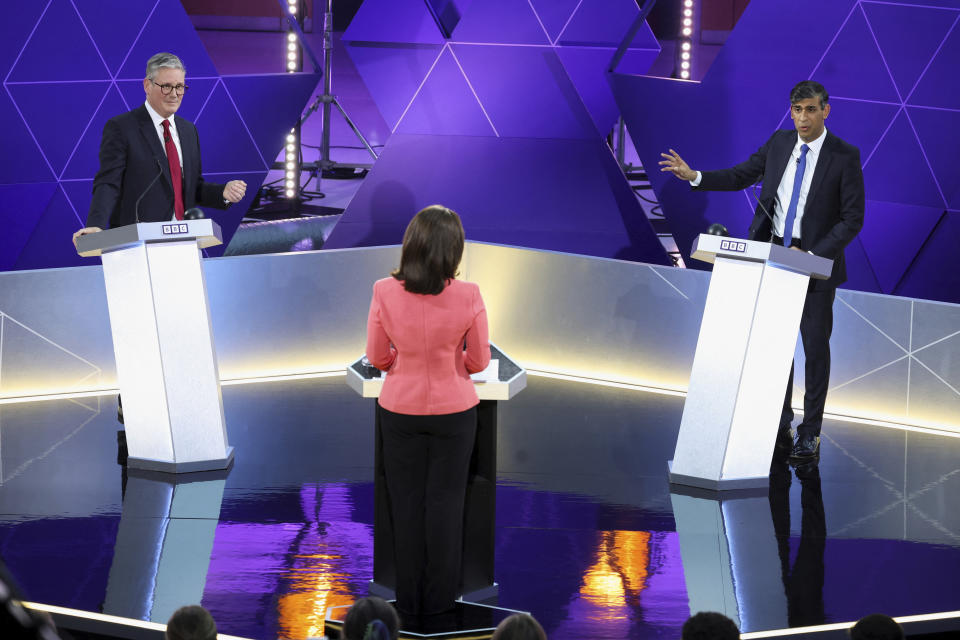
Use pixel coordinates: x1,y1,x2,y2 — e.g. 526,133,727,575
781,286,836,437
379,404,477,615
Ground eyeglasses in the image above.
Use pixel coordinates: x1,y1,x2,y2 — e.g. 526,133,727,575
150,80,188,96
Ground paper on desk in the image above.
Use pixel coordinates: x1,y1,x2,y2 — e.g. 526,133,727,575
470,359,499,383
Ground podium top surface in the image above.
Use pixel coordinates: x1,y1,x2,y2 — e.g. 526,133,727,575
76,220,223,257
346,343,527,401
691,234,833,280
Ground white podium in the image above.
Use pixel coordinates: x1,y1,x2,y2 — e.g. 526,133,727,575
77,221,233,473
668,234,832,490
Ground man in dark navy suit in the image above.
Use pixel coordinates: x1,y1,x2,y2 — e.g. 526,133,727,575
660,81,865,461
73,52,246,243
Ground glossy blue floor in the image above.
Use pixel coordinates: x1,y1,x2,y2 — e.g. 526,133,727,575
1,375,959,639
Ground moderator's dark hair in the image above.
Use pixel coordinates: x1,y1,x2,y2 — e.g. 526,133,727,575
165,605,216,640
849,614,904,640
392,205,465,295
681,611,740,640
343,597,400,640
491,613,547,640
790,80,829,108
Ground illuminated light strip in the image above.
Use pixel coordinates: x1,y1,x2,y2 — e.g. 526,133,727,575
221,370,345,386
23,602,252,639
0,389,115,405
526,369,687,397
740,610,960,638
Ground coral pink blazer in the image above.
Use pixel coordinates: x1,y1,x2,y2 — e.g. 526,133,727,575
366,277,491,415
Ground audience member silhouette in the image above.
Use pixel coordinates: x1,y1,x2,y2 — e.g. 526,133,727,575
343,596,400,640
165,605,217,640
681,611,740,640
491,613,547,640
849,614,904,640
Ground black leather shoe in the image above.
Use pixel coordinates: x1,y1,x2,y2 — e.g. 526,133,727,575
775,427,795,452
790,434,820,460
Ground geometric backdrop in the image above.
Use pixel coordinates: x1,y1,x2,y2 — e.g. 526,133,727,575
325,0,671,265
611,0,960,304
0,0,320,271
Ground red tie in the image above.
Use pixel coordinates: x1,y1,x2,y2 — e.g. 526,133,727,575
161,119,185,221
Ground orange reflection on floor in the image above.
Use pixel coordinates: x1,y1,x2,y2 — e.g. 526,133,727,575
579,530,652,619
277,551,357,640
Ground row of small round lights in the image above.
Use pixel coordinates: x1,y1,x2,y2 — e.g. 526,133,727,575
285,128,299,199
679,0,695,79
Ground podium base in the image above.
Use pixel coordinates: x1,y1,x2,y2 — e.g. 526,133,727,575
667,460,769,491
368,581,500,604
127,447,235,474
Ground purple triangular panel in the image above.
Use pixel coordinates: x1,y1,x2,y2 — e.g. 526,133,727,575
7,0,109,82
114,78,217,124
452,44,597,139
841,236,882,294
811,6,899,103
193,81,266,173
8,82,109,178
529,0,581,43
396,47,495,136
556,47,621,135
13,186,86,270
116,0,218,80
558,0,652,48
452,0,549,45
614,47,660,76
858,200,944,294
345,43,443,130
222,73,321,164
0,3,48,71
862,3,956,101
894,212,960,304
62,84,128,180
0,182,57,270
61,180,94,226
196,170,267,258
825,98,899,162
344,0,444,45
908,18,960,109
908,105,960,211
74,0,156,77
0,90,55,183
863,110,943,209
425,0,474,36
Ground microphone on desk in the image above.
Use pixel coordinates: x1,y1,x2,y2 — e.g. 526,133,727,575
184,208,205,220
706,223,729,236
134,159,165,224
749,175,778,235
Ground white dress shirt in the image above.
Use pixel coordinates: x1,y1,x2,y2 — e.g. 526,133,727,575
144,100,183,170
691,127,828,241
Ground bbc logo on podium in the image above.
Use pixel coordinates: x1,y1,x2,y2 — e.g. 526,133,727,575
719,240,746,253
162,223,189,235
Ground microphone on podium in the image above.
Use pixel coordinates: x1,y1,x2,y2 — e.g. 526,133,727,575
134,159,165,224
184,208,205,220
707,223,729,237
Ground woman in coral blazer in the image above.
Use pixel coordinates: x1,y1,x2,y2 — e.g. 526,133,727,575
366,205,491,617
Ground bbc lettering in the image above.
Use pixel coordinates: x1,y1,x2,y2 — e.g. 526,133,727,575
162,223,189,235
719,240,746,253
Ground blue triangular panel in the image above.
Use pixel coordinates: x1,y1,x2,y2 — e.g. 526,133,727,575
0,182,58,270
907,15,960,109
825,98,900,162
452,0,549,45
14,186,86,270
197,170,267,258
61,180,94,226
558,0,649,47
74,0,156,77
222,73,321,165
841,236,882,294
62,84,128,180
863,110,943,209
0,3,48,71
528,0,580,43
344,0,445,45
7,82,109,178
812,6,900,103
345,43,443,130
614,47,660,76
556,47,620,135
116,0,218,80
396,48,495,136
0,90,55,183
908,105,960,211
863,3,956,101
858,200,944,294
894,212,960,303
7,0,110,82
193,80,266,173
115,79,147,111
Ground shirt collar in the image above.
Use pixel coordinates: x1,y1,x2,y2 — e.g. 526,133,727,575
144,100,176,132
795,127,827,156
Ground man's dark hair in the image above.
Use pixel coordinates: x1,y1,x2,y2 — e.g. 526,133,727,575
165,605,216,640
791,80,829,109
849,614,904,640
682,611,740,640
491,613,547,640
343,597,400,640
392,205,465,295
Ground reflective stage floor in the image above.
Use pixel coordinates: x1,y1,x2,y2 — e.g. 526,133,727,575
1,376,959,639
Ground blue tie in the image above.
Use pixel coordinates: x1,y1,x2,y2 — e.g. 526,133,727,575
782,143,809,246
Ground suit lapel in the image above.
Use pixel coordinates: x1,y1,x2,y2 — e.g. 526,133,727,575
804,132,834,216
135,106,173,189
766,132,795,197
175,115,194,197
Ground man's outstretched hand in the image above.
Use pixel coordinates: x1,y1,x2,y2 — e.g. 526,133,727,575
72,226,102,249
659,149,697,181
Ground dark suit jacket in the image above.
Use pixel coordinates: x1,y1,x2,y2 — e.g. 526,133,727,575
698,129,864,289
86,105,228,229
